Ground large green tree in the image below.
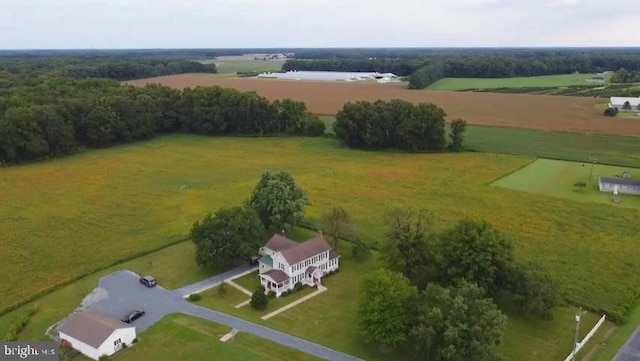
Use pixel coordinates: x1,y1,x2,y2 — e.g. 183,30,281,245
448,118,467,152
410,281,507,361
321,206,355,249
436,219,513,294
506,262,561,320
382,206,436,289
247,171,309,229
357,269,418,349
191,206,264,269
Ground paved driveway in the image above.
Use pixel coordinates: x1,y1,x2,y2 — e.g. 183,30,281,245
65,270,365,361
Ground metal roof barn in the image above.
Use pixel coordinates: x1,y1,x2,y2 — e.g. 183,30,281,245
256,71,396,82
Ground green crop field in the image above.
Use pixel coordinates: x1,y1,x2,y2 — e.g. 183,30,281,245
492,159,640,209
319,116,640,167
216,60,285,74
427,74,607,91
1,135,639,357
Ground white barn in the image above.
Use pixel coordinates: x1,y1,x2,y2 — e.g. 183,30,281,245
256,70,398,82
609,97,640,111
58,312,136,360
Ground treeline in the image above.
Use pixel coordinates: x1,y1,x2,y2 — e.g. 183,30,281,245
0,57,216,83
333,99,467,152
409,54,640,88
0,79,324,163
282,59,424,76
611,69,640,83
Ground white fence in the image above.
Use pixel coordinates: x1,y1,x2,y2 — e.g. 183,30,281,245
563,314,607,361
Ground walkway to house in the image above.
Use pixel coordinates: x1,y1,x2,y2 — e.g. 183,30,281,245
261,284,327,320
174,264,258,298
226,279,253,296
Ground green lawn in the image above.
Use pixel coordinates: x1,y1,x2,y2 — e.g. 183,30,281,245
320,116,640,168
592,301,640,360
216,60,285,74
492,159,640,209
113,314,322,361
427,74,608,91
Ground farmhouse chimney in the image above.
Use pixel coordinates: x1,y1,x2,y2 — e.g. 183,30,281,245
318,230,323,238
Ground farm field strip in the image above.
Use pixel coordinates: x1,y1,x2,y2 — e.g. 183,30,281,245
122,74,640,136
427,74,608,90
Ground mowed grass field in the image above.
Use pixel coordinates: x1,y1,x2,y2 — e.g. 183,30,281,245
493,159,640,209
108,314,323,361
216,60,285,74
320,116,640,168
427,74,607,90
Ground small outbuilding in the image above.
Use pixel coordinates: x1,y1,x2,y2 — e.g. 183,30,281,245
58,312,136,360
609,97,640,111
598,177,640,196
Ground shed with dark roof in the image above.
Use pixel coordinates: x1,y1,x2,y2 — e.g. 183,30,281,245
58,312,136,361
599,177,640,195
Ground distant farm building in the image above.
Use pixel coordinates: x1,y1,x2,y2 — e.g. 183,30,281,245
599,176,640,196
256,71,400,83
585,76,606,84
609,97,640,112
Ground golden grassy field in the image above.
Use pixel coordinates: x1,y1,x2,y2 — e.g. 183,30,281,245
1,135,639,320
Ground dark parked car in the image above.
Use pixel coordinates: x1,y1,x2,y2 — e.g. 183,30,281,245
139,276,157,287
121,310,145,323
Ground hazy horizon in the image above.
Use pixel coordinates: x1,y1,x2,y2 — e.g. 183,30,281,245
1,0,639,49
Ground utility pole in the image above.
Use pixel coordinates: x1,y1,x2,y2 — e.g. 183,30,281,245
589,157,598,181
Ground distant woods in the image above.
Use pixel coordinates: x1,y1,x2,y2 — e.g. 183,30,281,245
333,99,467,153
0,80,325,163
281,51,640,89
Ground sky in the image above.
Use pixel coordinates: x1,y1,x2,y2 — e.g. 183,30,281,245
0,0,639,49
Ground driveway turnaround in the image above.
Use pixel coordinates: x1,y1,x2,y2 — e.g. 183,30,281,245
68,270,364,361
174,264,258,298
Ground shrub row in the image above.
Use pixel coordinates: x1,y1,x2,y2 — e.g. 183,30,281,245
1,307,39,341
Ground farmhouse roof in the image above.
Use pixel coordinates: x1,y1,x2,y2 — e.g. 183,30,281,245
58,312,131,348
329,250,340,260
265,233,298,252
262,269,290,284
281,236,332,265
305,265,318,274
599,177,640,186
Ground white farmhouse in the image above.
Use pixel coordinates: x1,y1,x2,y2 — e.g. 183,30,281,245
258,232,339,297
609,97,640,111
58,312,136,361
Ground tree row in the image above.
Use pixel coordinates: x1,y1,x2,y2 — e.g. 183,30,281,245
0,79,324,163
333,99,467,152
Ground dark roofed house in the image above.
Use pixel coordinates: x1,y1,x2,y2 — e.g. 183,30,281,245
258,231,340,297
58,312,136,360
599,177,640,196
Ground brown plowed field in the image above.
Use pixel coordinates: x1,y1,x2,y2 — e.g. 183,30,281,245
125,74,640,136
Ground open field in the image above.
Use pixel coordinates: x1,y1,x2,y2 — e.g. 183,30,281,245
112,314,322,361
3,135,639,323
492,159,640,209
319,116,640,167
122,74,640,136
427,74,607,91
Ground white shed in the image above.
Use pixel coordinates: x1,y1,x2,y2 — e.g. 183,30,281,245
58,312,136,360
609,97,640,111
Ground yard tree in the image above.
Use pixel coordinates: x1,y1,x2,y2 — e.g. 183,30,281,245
351,237,371,262
321,206,355,249
410,281,507,361
448,118,468,152
573,181,587,191
436,219,514,294
506,262,560,320
190,206,264,270
250,286,268,310
382,206,437,289
247,171,310,230
358,269,418,350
